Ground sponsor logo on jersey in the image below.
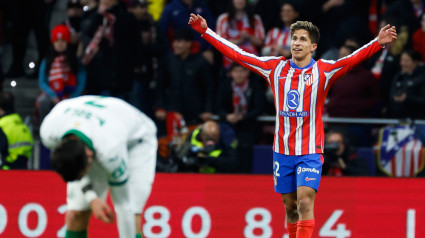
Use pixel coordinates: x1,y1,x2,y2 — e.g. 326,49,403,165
286,90,300,109
280,111,309,117
305,177,316,181
299,167,320,174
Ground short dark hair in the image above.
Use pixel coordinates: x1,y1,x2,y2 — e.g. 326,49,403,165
229,62,245,71
0,91,15,114
50,137,88,182
174,28,194,41
290,21,320,44
402,49,422,62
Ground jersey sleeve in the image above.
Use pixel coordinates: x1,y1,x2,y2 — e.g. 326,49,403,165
202,28,282,85
98,144,135,235
98,143,130,186
321,38,382,91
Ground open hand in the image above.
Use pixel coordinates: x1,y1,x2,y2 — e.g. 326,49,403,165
90,198,115,224
378,24,397,47
188,13,208,34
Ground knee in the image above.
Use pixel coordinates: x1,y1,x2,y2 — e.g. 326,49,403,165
282,198,298,220
66,210,88,221
297,197,313,215
66,210,90,230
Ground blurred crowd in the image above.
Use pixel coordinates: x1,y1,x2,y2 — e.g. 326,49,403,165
0,0,424,175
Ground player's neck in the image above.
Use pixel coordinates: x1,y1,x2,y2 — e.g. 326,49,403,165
291,56,312,68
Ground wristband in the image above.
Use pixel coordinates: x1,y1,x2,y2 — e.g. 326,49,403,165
84,190,97,203
82,184,97,203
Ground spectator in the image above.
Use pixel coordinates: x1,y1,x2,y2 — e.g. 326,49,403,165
365,17,406,101
155,28,214,127
174,120,238,173
159,0,215,62
387,49,425,119
323,129,370,176
146,0,167,21
216,0,265,69
128,0,167,117
367,0,398,36
206,0,230,19
326,41,381,118
216,63,264,173
37,24,86,122
0,92,33,170
412,12,425,62
63,0,84,56
384,0,424,36
253,0,281,32
320,37,361,60
82,0,98,11
325,41,381,147
261,2,300,58
80,0,140,100
301,0,372,57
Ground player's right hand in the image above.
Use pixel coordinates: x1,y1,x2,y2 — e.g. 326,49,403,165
188,13,207,34
90,198,115,223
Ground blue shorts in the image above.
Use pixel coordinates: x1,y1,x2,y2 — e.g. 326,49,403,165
273,152,323,194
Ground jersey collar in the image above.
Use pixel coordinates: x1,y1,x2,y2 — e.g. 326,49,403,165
63,129,96,157
290,58,316,69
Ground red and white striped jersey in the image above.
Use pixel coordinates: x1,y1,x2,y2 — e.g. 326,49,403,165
262,27,291,56
216,13,265,68
202,28,383,155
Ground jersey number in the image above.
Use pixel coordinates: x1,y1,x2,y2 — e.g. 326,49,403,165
84,97,107,108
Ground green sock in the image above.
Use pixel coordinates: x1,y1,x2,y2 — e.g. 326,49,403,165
136,233,142,238
65,230,87,238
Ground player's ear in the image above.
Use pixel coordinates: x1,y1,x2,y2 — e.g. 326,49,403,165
85,146,94,158
310,43,318,53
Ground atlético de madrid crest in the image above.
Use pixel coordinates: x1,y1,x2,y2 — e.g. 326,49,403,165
304,74,314,86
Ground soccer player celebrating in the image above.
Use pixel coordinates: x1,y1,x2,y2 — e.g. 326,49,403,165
189,13,397,238
40,96,157,238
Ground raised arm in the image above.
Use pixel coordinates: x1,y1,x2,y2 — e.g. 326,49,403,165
322,24,398,90
377,24,398,47
188,13,280,83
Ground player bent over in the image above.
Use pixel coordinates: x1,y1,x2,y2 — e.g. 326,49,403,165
188,13,397,238
40,95,157,238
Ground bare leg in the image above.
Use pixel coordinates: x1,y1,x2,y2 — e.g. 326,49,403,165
296,186,316,220
282,191,299,223
136,214,142,234
66,210,91,231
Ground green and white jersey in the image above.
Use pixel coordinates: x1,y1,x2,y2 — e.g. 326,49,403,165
40,96,157,184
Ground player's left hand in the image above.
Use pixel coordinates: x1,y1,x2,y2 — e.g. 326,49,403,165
378,24,397,47
90,198,115,224
188,13,208,34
